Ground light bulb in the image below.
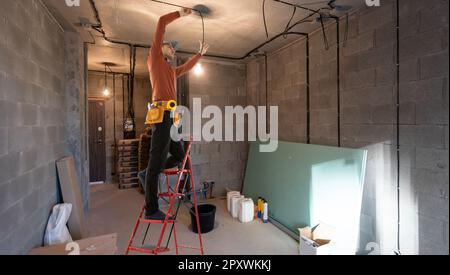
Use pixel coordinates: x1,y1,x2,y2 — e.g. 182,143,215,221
194,63,203,76
103,88,110,97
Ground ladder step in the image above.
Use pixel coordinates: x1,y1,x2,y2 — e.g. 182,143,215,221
139,218,177,224
128,246,170,254
158,192,183,198
163,168,190,175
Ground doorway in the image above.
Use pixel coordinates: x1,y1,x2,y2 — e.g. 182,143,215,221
89,99,106,183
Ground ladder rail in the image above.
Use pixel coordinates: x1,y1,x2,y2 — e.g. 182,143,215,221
125,137,204,255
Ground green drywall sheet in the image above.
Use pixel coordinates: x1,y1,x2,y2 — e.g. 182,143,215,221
243,141,367,242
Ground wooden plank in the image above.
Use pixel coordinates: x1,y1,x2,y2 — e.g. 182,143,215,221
119,172,138,179
117,166,138,173
118,161,138,167
118,156,138,162
119,182,140,190
120,177,139,184
29,234,118,255
118,139,140,146
56,157,88,240
117,145,138,152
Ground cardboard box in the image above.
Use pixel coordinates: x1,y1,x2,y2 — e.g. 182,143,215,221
298,223,335,255
29,234,118,255
56,157,88,240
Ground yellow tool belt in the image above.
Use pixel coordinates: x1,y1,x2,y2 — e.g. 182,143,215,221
145,100,179,125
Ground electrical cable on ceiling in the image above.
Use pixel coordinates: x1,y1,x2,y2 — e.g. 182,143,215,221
88,0,330,60
283,6,297,39
150,0,206,50
263,0,269,38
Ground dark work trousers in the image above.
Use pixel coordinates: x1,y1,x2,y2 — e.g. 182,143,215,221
145,111,185,213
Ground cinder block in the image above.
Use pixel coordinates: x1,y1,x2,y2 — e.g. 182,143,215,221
415,99,449,125
414,168,449,199
399,58,419,82
374,21,396,48
2,74,32,103
5,17,30,58
0,200,24,238
19,103,38,126
400,31,445,61
420,51,449,80
417,192,449,222
8,127,32,152
376,65,396,85
418,4,449,34
399,101,416,125
18,149,38,174
372,104,395,124
1,172,33,211
358,124,394,144
358,2,395,34
359,44,395,70
0,16,6,47
0,152,19,184
341,106,372,124
400,125,446,148
342,68,376,90
32,127,45,147
0,127,7,156
419,237,449,255
416,147,449,172
400,77,445,103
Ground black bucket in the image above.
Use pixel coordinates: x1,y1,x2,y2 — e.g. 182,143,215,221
190,204,216,234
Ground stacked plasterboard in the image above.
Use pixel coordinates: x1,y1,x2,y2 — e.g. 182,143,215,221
117,139,139,189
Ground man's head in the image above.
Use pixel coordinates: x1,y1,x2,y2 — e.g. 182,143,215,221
162,41,178,60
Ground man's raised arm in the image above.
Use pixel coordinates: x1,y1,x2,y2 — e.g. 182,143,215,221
150,10,185,57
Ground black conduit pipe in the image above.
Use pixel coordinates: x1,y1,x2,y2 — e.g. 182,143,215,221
396,0,401,255
306,35,310,144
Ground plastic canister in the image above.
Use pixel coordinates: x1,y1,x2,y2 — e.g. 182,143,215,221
231,195,245,218
239,198,255,223
227,191,240,212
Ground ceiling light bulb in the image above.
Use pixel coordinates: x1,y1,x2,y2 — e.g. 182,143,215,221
103,88,110,97
194,63,204,76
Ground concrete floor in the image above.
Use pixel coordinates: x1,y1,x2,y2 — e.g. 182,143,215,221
87,184,299,255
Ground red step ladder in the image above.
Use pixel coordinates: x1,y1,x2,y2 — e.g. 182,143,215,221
125,138,204,255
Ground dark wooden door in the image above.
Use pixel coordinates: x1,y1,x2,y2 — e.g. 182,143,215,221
89,100,106,182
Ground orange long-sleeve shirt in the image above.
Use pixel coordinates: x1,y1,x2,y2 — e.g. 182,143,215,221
147,11,202,102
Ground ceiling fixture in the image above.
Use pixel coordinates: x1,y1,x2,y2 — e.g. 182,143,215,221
328,0,352,14
194,63,204,76
103,64,110,97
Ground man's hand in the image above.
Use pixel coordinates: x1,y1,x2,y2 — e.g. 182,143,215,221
179,8,192,17
198,40,210,56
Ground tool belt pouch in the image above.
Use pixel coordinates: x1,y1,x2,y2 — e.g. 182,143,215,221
145,105,165,125
145,100,177,125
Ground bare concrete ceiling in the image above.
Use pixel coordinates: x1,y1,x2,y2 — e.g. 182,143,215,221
43,0,364,75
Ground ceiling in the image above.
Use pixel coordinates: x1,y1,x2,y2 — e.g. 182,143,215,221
43,0,363,75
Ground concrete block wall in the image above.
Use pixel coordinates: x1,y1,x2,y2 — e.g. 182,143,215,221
188,60,248,196
246,0,448,255
397,0,449,255
65,32,89,212
88,73,151,183
0,0,68,254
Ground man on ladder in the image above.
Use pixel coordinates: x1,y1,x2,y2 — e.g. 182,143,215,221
144,8,209,221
